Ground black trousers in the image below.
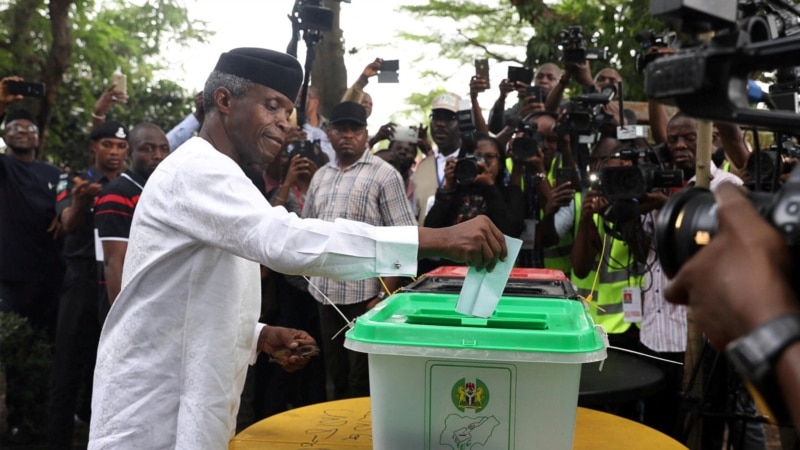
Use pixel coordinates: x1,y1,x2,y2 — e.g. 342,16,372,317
317,300,370,400
0,278,62,337
47,259,101,449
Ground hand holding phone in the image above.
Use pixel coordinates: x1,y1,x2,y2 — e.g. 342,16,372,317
7,81,46,98
525,85,545,103
475,58,490,87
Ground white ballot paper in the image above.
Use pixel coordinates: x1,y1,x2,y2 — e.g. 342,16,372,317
455,235,522,318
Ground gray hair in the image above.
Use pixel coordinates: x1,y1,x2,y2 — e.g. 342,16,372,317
203,71,256,112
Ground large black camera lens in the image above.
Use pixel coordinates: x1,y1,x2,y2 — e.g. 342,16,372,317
655,188,717,278
655,187,777,277
454,157,482,185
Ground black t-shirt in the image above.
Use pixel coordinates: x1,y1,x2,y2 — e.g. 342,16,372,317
55,168,110,260
94,170,145,318
0,153,64,282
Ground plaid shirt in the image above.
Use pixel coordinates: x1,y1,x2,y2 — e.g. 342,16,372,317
303,150,417,305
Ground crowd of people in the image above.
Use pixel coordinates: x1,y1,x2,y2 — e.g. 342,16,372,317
0,40,799,449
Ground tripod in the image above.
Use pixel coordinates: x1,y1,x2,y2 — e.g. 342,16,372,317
678,340,772,449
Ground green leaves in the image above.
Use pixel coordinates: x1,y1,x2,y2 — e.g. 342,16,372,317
0,0,211,166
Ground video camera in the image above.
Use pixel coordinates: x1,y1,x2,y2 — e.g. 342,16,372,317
595,145,684,201
560,83,617,134
645,0,800,131
746,136,800,192
635,30,678,73
554,26,608,64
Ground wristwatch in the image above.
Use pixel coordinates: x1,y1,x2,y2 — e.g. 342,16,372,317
725,313,800,423
375,291,387,301
530,172,547,185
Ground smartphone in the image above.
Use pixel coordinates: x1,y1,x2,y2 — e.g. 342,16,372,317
380,59,399,71
393,125,418,144
112,70,127,103
7,81,46,98
475,58,490,85
291,139,328,168
507,66,533,84
525,85,544,102
556,167,575,187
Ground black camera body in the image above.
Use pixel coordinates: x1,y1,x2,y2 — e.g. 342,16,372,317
555,26,608,64
457,107,478,155
454,155,486,186
596,145,683,201
656,163,800,279
635,30,678,73
562,84,617,134
746,138,800,191
511,121,543,159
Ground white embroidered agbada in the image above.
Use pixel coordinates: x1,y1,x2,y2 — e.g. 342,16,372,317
89,137,418,449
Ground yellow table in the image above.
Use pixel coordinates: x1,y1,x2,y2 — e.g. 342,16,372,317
230,397,687,449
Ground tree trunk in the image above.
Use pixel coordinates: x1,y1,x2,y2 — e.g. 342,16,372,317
311,0,347,118
38,0,75,153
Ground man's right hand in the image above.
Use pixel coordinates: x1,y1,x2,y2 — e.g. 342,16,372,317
544,182,575,217
71,177,102,209
581,190,608,221
0,76,24,107
419,216,507,272
665,183,799,349
564,61,594,87
360,58,383,82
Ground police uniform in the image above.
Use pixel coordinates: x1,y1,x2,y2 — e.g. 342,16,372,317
93,169,145,321
48,121,127,448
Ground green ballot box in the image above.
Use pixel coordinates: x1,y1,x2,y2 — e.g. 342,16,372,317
344,292,607,450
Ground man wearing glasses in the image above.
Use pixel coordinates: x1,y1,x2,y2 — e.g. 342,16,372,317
0,81,63,335
413,92,463,228
0,77,65,442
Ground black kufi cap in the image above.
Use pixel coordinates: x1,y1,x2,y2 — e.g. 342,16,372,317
214,48,303,101
90,120,128,141
329,101,367,126
4,109,37,127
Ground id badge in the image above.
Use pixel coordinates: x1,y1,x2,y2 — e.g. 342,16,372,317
520,218,536,250
622,286,642,323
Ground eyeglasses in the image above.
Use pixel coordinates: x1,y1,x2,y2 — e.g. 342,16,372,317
5,124,38,134
268,344,320,364
475,153,499,161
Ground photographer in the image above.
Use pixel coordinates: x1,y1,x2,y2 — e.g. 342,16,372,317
664,182,800,434
504,111,567,268
544,137,647,351
487,63,561,134
424,134,525,254
641,108,765,448
635,109,744,438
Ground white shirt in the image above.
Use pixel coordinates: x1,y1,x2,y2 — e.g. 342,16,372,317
89,137,418,449
641,164,742,353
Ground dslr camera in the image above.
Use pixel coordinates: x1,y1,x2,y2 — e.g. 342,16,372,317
511,120,543,160
554,26,608,64
453,106,482,185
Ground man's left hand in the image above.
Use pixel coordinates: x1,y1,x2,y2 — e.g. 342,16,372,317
259,326,317,372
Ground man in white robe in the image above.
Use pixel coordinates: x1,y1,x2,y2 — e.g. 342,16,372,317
89,48,507,449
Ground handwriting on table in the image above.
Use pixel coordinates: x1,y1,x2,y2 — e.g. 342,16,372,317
300,408,372,447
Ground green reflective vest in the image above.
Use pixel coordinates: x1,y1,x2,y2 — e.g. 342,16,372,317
570,203,644,334
543,191,579,277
